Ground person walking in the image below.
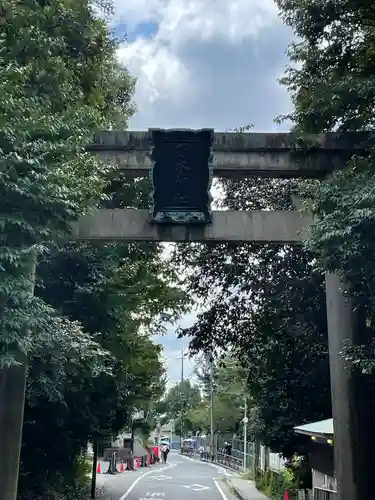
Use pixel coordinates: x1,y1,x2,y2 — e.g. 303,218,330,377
224,441,232,466
161,443,168,463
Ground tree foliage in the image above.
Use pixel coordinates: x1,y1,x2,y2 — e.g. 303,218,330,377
172,179,331,457
20,200,187,497
0,0,135,364
0,1,189,498
158,379,201,435
20,317,113,498
277,0,375,372
187,356,247,436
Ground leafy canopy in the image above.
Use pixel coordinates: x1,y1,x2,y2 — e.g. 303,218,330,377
0,0,135,364
277,0,375,372
173,178,331,457
0,1,189,499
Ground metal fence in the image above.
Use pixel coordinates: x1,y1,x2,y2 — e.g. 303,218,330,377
269,450,286,471
214,452,244,472
192,435,254,471
189,435,286,474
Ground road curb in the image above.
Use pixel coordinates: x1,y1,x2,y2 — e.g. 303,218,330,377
224,477,246,500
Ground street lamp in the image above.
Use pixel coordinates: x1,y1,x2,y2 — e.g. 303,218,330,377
241,398,248,473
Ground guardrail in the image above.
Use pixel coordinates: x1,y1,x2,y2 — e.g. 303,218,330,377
215,452,244,471
198,451,244,472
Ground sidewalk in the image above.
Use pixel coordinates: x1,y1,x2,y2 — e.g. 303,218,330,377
225,477,269,500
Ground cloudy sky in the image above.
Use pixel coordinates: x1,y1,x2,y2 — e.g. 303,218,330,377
111,0,294,386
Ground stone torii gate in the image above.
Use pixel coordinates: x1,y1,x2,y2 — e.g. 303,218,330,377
78,128,370,500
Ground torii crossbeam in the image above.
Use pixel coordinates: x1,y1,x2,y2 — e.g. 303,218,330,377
76,129,368,243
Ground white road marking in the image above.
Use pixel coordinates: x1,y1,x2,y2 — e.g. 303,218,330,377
118,464,174,500
214,479,229,500
149,475,172,481
178,454,232,476
215,466,232,477
183,484,211,491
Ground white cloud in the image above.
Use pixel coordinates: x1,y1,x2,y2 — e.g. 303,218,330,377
118,39,191,106
155,0,279,44
115,0,293,130
114,0,279,40
113,0,294,378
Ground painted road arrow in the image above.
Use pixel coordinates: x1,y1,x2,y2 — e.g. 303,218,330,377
183,484,211,491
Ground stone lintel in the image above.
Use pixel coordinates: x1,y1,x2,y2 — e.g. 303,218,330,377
89,131,369,179
95,149,351,179
73,209,312,243
90,130,370,151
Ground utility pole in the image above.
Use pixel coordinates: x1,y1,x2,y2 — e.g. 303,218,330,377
170,419,173,449
243,397,248,473
209,354,214,460
180,348,184,446
90,440,98,499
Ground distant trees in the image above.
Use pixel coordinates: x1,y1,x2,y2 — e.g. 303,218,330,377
157,356,249,439
156,380,201,435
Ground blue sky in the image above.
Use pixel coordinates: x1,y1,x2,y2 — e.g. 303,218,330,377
153,312,198,389
110,0,294,386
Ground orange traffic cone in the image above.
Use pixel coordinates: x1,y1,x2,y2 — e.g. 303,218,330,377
120,462,125,472
96,462,101,474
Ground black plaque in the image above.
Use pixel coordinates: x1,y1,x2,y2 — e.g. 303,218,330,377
149,129,213,224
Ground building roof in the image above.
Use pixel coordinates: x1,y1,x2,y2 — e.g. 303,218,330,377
294,418,333,438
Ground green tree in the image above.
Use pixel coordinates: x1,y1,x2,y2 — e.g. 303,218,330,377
0,1,189,499
186,401,210,433
193,356,246,436
276,0,375,369
173,178,331,457
159,380,201,435
212,357,247,436
0,0,135,364
19,316,114,499
19,235,186,497
0,1,136,497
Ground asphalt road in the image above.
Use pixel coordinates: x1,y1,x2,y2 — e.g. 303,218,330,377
97,452,238,500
